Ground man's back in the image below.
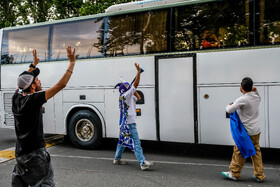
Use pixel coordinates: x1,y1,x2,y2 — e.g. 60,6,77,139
226,91,261,136
238,91,261,136
12,89,46,156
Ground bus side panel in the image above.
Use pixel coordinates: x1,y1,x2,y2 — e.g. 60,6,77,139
0,92,4,128
268,86,280,148
62,89,105,136
104,89,119,138
63,89,104,103
199,86,266,147
197,48,280,84
105,87,157,140
199,87,237,146
0,29,4,128
62,102,105,136
43,97,55,134
10,56,155,89
157,57,195,143
1,64,37,89
53,91,64,134
135,88,157,140
197,48,278,148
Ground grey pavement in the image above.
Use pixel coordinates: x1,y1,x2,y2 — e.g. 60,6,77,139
0,129,279,186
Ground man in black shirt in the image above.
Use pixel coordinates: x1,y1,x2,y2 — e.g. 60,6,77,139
12,46,76,186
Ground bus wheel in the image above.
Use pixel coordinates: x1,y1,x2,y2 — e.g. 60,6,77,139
68,110,102,149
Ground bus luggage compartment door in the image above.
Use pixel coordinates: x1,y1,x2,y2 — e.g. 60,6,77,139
199,86,266,147
156,55,196,143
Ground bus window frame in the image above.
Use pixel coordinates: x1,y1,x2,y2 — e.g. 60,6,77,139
104,8,171,57
1,25,51,64
1,0,280,64
50,18,104,61
172,0,252,51
1,17,105,65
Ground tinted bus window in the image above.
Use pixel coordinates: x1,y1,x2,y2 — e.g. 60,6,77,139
258,0,280,45
105,9,168,56
1,27,49,64
173,0,249,51
51,18,103,60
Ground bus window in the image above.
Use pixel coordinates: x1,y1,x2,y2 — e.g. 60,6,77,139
1,27,49,64
173,0,250,51
51,18,103,60
258,0,280,45
105,9,168,56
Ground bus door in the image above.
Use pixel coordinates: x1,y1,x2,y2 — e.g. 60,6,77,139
155,54,197,143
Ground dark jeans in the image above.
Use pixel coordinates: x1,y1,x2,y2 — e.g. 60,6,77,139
12,147,55,187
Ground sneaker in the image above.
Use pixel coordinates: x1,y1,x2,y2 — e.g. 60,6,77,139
140,160,154,171
113,159,127,165
221,171,238,181
253,175,264,183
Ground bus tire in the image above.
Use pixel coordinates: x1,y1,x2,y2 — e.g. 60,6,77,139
68,110,102,149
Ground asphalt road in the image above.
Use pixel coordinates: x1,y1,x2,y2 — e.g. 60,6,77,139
0,128,16,150
0,128,279,186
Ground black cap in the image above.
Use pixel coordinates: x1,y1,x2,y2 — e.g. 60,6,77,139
17,68,40,90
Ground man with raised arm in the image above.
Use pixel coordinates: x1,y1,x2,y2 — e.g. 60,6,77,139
113,63,154,171
12,46,76,186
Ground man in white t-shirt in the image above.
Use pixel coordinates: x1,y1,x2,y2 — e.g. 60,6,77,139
222,77,266,182
113,63,154,171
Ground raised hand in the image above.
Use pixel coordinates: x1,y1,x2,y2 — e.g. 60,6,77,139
134,63,141,72
32,49,40,66
66,46,76,63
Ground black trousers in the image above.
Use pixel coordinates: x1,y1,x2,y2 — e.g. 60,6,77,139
12,147,55,187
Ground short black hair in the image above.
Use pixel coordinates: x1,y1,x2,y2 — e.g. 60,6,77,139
241,77,253,92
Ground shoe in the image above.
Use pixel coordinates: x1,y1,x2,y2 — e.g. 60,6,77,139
253,175,264,183
113,159,127,165
221,171,238,181
140,160,154,171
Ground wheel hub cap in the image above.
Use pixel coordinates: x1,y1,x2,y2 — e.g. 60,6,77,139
75,119,94,141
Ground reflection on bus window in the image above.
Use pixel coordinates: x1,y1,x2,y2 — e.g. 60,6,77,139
201,30,221,49
173,0,249,51
258,0,280,45
52,18,103,60
1,27,49,64
105,10,168,56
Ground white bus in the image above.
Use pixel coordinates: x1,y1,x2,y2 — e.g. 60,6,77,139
1,0,280,149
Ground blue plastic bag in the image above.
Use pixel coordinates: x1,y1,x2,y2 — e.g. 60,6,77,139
229,111,256,158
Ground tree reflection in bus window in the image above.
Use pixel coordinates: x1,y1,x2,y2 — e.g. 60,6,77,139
51,18,103,60
173,0,250,51
258,0,280,45
105,10,168,56
1,27,49,64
